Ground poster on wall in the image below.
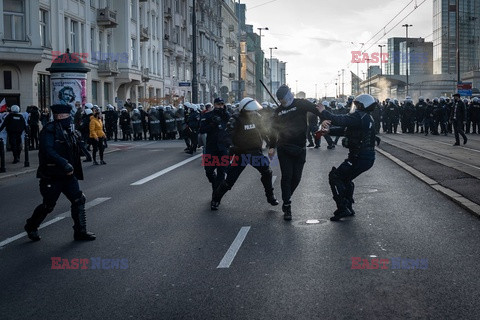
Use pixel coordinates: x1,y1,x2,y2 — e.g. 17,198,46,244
51,73,87,117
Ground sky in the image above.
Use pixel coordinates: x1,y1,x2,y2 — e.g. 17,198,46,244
241,0,433,98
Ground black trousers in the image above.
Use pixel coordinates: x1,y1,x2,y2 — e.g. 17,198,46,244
8,132,22,160
30,125,40,149
204,146,228,191
225,151,272,187
453,120,467,144
277,147,306,204
92,137,105,161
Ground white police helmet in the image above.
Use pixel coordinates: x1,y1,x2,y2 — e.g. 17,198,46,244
239,97,262,112
84,108,93,115
11,105,20,113
84,103,93,109
419,96,424,102
352,94,376,113
322,101,329,107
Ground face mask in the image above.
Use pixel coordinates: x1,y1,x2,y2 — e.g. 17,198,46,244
59,117,72,130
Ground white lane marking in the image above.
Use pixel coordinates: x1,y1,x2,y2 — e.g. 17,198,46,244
272,176,277,184
131,154,202,185
0,197,110,248
217,226,251,269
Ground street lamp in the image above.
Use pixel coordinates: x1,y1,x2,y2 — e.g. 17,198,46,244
257,27,268,38
269,46,277,95
402,24,413,97
365,58,372,95
378,44,385,76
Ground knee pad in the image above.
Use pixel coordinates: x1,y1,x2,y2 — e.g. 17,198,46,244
73,193,86,206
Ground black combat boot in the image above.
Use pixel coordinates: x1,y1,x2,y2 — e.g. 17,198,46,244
24,204,53,241
71,201,96,241
260,173,279,206
282,203,292,221
211,181,230,210
330,197,353,221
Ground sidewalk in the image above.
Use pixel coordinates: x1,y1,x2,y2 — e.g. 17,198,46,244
0,148,38,180
376,133,480,218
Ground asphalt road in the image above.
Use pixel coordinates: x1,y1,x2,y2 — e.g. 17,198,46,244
0,140,479,319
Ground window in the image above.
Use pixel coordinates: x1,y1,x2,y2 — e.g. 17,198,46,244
70,20,78,52
39,9,49,47
3,0,25,40
131,38,137,66
130,0,136,20
92,81,98,105
90,27,95,55
4,71,12,90
104,83,110,102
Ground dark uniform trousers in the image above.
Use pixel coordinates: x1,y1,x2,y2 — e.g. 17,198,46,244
277,147,306,204
224,150,273,188
8,132,23,160
204,146,228,191
27,176,84,230
453,119,467,144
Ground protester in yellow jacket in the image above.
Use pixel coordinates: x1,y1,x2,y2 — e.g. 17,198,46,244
89,106,107,165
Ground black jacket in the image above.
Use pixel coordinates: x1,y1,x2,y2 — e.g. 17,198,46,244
199,108,231,149
0,112,26,134
37,122,83,180
270,99,323,148
451,99,466,123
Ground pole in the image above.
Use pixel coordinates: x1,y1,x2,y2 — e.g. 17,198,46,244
456,0,460,85
341,69,345,98
259,79,280,107
378,44,385,76
191,0,198,103
402,24,413,97
237,0,242,101
24,132,30,167
366,59,371,95
0,138,5,172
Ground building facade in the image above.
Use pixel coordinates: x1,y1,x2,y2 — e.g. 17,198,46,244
433,0,480,75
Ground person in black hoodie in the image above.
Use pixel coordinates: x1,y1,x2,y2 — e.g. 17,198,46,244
210,97,278,210
268,85,324,221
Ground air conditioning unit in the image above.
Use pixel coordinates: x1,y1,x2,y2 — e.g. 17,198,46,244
228,56,235,62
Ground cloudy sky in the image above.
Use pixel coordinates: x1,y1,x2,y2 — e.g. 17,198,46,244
242,0,433,98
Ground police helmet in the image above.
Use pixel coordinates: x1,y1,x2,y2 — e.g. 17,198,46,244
353,94,376,112
84,103,93,109
418,96,424,102
348,95,355,101
433,97,439,103
133,108,140,114
322,101,329,107
138,104,143,109
85,108,93,115
239,97,262,112
473,97,479,103
11,105,20,113
337,103,345,109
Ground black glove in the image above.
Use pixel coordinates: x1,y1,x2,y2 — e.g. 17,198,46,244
64,163,74,174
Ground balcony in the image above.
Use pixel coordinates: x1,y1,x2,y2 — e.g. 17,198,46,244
140,27,149,42
163,39,174,53
141,67,150,81
164,7,172,19
174,44,184,57
97,59,119,77
97,8,117,28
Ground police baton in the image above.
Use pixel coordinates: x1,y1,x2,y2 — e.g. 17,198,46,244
259,79,281,108
0,138,6,172
24,132,30,167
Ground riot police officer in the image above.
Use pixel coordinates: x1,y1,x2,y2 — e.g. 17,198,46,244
211,97,278,210
415,97,427,133
0,105,27,163
317,94,378,221
269,85,324,221
199,98,231,194
24,104,96,241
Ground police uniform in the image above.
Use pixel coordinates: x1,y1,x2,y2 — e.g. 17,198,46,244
211,98,278,210
0,107,26,163
199,98,230,192
24,104,96,241
451,94,468,146
320,94,377,221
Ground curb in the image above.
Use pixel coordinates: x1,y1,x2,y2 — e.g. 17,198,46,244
376,147,480,218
